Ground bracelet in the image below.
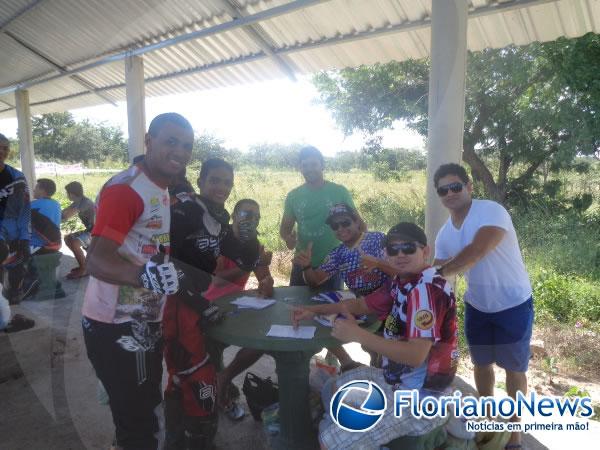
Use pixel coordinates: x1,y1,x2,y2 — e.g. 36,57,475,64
302,265,312,271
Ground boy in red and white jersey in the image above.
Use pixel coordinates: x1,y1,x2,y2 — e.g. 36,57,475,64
291,222,458,449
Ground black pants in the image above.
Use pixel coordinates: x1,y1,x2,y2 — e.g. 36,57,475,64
82,317,163,450
0,240,28,304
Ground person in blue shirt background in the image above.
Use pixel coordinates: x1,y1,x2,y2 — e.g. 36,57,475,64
30,178,62,253
24,177,66,300
0,133,33,306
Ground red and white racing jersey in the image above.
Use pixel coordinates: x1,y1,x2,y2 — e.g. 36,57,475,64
82,164,171,324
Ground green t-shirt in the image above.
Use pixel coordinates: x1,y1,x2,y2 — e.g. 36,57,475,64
283,181,355,267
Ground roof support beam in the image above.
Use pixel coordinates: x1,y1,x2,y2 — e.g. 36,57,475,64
0,0,327,96
3,30,117,106
0,0,46,32
218,0,297,81
15,90,36,193
424,0,468,244
125,55,146,163
0,0,560,114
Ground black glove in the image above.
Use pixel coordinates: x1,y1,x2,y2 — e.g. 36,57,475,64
139,260,179,295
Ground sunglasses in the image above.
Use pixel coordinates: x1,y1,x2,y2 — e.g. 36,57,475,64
237,210,260,222
385,242,423,256
436,182,466,197
330,219,352,231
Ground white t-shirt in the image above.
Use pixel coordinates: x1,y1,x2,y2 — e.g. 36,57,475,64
435,199,531,313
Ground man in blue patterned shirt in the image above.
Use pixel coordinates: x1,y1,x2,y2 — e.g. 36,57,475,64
294,203,388,295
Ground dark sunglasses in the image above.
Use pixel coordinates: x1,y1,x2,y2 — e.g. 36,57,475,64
237,210,260,222
330,219,352,231
436,182,466,197
386,242,423,256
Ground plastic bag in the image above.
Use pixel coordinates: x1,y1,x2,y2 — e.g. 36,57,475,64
242,372,279,421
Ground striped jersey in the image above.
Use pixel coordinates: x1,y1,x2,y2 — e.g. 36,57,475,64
365,267,458,392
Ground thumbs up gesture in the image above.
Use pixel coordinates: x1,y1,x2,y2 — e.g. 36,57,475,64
293,241,313,269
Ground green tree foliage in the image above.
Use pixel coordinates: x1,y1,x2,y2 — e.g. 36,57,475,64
313,33,600,203
243,142,302,168
32,112,127,163
192,134,240,163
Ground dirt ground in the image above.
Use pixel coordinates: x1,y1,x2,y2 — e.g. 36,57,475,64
2,255,599,449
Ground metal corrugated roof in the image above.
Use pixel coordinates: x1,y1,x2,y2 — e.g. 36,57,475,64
1,0,599,118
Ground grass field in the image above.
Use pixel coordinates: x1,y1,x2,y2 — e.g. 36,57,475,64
51,167,600,368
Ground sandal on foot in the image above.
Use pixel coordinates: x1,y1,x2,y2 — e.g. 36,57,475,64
4,314,35,333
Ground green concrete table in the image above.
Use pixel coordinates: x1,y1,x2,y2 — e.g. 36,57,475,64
206,286,376,450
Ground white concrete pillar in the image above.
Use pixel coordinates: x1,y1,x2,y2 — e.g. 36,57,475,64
14,89,36,193
125,55,146,163
425,0,468,246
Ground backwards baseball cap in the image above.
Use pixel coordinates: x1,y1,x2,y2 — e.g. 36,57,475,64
325,203,358,225
385,222,427,246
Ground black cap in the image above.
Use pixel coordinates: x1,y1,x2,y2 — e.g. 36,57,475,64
385,222,427,246
325,203,358,225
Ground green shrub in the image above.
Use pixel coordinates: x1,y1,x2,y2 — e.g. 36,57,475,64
532,269,600,323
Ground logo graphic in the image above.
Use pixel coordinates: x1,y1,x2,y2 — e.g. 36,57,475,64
414,309,434,330
330,380,387,432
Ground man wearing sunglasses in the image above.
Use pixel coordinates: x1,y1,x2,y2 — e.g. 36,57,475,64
433,163,533,450
294,203,387,296
291,222,458,449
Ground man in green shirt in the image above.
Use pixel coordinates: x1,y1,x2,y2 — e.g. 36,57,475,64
280,146,357,289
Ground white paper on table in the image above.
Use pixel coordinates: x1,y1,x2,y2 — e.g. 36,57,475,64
266,325,316,339
231,296,276,310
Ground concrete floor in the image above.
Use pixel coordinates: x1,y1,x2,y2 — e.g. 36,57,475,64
0,255,273,450
1,254,596,449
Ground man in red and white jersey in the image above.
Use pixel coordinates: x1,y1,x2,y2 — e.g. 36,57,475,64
82,113,194,450
291,222,459,449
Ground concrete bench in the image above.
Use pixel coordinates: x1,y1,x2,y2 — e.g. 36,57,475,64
29,252,65,300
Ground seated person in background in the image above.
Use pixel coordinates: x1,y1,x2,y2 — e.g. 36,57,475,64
61,181,95,279
30,178,62,254
294,203,388,370
205,198,274,299
291,223,459,449
204,198,273,420
24,178,64,299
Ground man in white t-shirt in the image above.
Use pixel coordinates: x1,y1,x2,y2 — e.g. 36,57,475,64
433,163,533,450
